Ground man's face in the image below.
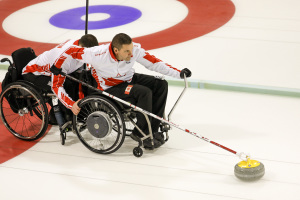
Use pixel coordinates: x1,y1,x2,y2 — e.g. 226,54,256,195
114,43,133,61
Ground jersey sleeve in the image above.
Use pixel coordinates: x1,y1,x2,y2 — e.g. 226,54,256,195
51,74,75,109
58,46,97,67
135,45,181,79
52,46,95,70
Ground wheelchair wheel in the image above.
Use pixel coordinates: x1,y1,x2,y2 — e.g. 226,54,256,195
0,82,49,141
73,95,126,154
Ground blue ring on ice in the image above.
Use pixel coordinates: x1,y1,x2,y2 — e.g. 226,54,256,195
49,5,142,30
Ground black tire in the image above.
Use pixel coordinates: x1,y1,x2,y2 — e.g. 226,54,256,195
73,95,126,154
0,81,49,141
133,147,143,157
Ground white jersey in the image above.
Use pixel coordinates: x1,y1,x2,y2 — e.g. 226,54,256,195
55,42,181,91
22,39,83,109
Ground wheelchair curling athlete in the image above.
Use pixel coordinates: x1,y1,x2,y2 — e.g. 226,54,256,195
22,34,99,127
53,33,192,149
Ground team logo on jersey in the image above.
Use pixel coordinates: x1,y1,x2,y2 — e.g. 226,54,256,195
125,85,133,95
116,73,126,77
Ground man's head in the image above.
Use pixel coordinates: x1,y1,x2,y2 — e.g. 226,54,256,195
79,34,99,47
111,33,133,61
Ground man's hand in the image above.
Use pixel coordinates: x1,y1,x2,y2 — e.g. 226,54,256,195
71,100,81,115
180,68,192,79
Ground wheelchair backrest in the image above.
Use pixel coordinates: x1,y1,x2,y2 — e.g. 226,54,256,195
1,47,37,91
11,47,37,80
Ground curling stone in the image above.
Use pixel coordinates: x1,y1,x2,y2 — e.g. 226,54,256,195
234,158,265,181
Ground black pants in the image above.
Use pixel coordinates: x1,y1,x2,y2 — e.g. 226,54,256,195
106,73,168,136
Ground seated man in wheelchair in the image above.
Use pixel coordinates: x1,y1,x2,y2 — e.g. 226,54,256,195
22,34,99,128
52,33,192,149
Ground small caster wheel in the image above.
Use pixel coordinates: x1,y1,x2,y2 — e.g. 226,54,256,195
60,132,66,145
133,147,143,157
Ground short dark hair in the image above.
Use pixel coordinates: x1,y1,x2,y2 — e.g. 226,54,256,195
111,33,132,50
79,34,99,47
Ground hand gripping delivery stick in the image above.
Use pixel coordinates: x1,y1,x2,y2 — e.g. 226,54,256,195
51,65,265,181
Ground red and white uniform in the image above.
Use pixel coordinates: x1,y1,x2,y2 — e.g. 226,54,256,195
22,39,83,109
55,42,181,91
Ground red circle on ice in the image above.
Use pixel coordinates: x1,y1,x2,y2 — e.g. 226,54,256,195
0,0,235,55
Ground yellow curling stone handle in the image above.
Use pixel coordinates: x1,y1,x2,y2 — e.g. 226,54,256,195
238,157,261,168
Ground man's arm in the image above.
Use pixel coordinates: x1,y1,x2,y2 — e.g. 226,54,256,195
50,45,98,114
51,73,75,110
135,46,181,79
54,46,99,69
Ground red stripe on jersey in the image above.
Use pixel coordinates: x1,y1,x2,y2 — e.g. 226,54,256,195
23,64,50,74
109,43,117,61
144,52,181,72
143,52,162,64
52,74,64,95
103,77,124,86
54,55,67,68
91,67,104,91
166,63,181,72
52,74,74,108
73,40,79,46
65,47,85,60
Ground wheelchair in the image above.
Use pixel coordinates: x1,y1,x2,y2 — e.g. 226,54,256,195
0,48,174,157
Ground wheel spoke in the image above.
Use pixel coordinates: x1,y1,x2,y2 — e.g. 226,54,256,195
74,97,125,154
0,82,48,140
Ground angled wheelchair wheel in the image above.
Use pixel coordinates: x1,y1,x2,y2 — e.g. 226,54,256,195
73,95,126,154
0,82,49,141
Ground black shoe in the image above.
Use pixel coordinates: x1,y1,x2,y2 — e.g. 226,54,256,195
154,132,165,145
143,138,162,149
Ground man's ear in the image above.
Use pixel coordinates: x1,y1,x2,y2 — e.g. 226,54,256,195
113,47,118,54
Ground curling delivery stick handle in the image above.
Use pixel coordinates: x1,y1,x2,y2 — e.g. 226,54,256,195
60,71,104,94
61,72,241,157
168,74,188,121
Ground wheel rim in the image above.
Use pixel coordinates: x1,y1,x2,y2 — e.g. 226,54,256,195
0,84,47,140
74,96,125,154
